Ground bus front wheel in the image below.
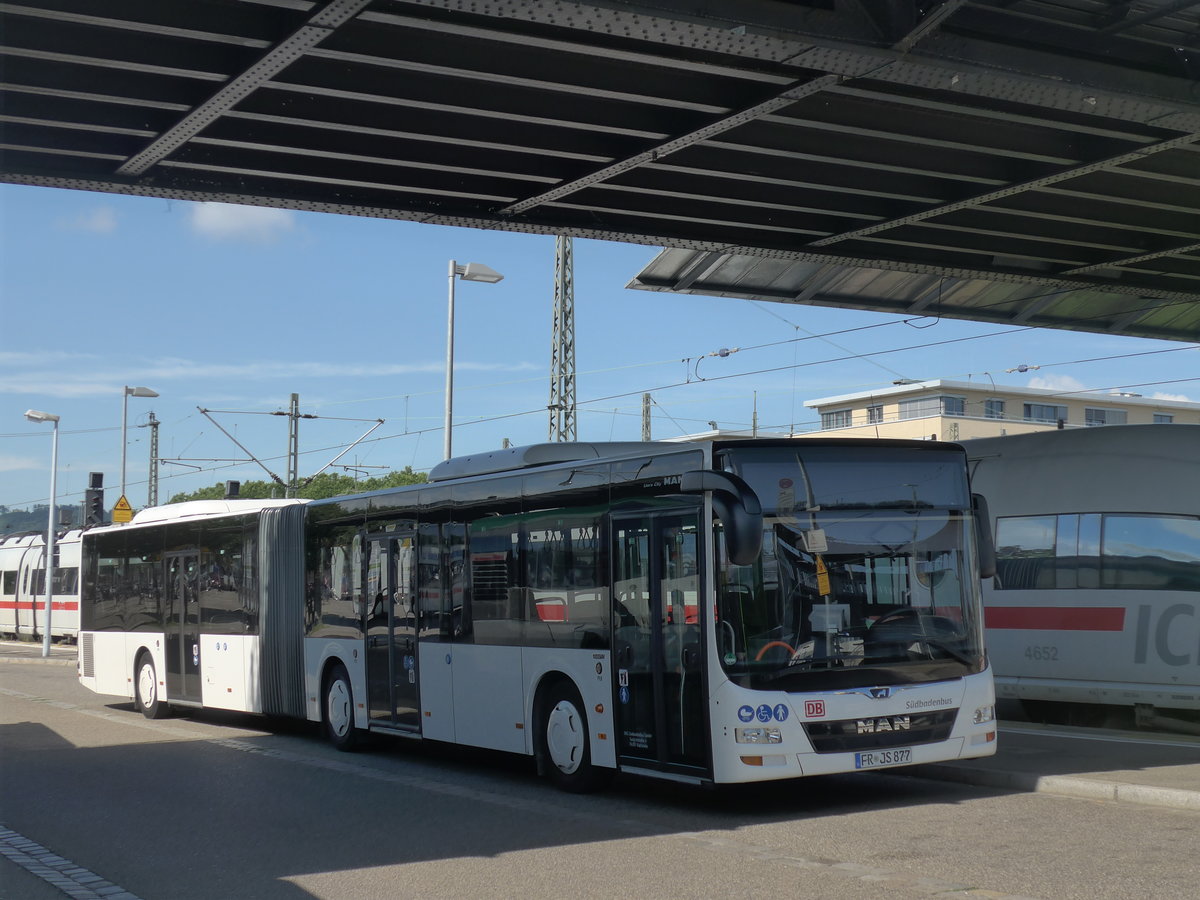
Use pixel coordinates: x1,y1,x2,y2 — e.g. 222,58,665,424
538,680,610,793
135,654,169,720
323,663,360,751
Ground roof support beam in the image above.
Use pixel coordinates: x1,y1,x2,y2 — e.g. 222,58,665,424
1062,241,1200,276
1011,291,1068,324
497,75,840,216
116,0,372,176
806,130,1200,248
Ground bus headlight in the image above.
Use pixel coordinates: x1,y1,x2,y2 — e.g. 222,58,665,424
973,705,995,725
735,727,782,744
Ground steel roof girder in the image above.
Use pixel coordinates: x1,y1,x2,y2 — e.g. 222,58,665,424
395,0,1200,124
496,73,841,217
115,0,374,176
806,130,1200,248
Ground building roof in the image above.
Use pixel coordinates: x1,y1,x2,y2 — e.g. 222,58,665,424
804,379,1200,410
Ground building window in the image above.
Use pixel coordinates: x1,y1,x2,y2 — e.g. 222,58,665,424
984,399,1005,419
1154,413,1174,424
1024,403,1067,424
821,409,852,429
866,405,883,424
899,396,964,420
1084,408,1127,427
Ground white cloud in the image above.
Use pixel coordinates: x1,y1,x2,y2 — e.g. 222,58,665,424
189,202,296,242
1026,374,1087,393
1150,391,1194,402
0,358,538,397
62,207,117,234
0,456,40,473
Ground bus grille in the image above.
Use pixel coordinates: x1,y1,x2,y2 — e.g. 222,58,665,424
803,709,957,753
80,633,94,678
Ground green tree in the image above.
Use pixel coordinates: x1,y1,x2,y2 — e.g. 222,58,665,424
167,467,426,505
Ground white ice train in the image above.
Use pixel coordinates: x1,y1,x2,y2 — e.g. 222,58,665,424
965,425,1200,731
0,529,83,642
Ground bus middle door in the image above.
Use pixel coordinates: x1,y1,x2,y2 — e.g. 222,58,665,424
612,512,707,777
365,534,420,731
165,551,202,704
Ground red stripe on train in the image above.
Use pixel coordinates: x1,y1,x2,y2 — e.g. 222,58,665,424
0,601,80,611
985,606,1125,631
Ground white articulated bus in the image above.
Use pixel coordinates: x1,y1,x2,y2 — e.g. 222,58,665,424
79,439,997,791
1,529,82,642
966,425,1200,728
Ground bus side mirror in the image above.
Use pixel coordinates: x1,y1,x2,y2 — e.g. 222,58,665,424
972,493,996,580
680,470,763,566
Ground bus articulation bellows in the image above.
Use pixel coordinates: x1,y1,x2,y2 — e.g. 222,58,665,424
78,439,998,790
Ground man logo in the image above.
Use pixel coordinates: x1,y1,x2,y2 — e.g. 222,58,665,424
804,700,825,717
856,716,911,734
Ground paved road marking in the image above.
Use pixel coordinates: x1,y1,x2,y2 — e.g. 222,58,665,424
0,826,143,900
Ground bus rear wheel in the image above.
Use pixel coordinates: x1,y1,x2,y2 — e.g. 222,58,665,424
135,654,169,720
538,680,610,793
323,663,361,751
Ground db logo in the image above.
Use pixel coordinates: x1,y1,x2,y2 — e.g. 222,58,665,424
804,700,826,718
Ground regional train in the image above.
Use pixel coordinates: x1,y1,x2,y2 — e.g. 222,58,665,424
965,425,1199,732
0,529,82,642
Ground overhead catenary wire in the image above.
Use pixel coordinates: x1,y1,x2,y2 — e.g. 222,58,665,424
5,317,1196,507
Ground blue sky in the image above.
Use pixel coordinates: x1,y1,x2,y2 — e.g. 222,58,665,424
2,183,1197,512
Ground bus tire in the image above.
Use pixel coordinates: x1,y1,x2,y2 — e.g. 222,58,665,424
323,663,360,751
135,653,169,720
537,680,611,793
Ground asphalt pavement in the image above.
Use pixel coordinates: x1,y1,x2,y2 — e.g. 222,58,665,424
3,640,1196,811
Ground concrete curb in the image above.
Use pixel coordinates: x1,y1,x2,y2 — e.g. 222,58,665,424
0,642,76,667
0,655,75,666
909,763,1200,812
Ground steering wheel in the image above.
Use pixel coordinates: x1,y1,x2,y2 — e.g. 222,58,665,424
755,640,796,661
872,607,921,628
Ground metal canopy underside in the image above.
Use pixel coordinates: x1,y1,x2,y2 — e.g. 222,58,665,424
2,0,1200,341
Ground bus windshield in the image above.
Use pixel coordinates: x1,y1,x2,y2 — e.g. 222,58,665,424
716,446,984,690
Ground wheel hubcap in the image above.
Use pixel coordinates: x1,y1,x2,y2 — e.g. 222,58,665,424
138,663,155,708
546,699,584,774
327,679,350,737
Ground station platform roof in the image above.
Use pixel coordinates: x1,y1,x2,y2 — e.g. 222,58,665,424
2,1,1198,341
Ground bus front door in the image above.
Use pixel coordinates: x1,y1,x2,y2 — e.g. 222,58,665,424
612,513,708,776
366,535,420,731
164,551,202,704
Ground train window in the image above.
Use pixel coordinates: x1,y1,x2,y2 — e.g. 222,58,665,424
994,516,1056,590
53,567,78,594
1101,515,1200,591
2,571,14,595
1077,515,1101,589
995,513,1200,592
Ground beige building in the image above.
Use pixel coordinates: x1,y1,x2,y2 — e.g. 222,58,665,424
803,379,1199,442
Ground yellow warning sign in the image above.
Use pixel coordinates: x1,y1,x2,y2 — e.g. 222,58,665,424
816,555,831,596
112,495,133,524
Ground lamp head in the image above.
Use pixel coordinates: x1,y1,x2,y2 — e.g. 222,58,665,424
24,409,60,424
125,386,159,398
455,262,504,284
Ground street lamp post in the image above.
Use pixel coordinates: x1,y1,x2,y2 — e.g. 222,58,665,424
444,260,504,460
24,409,59,658
122,385,159,502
